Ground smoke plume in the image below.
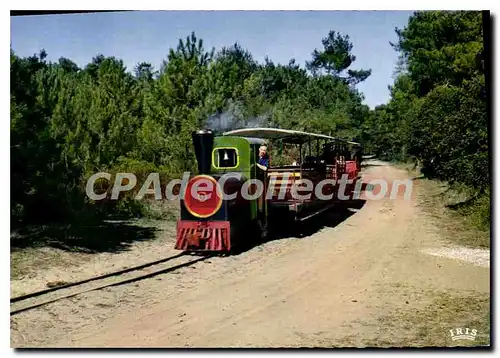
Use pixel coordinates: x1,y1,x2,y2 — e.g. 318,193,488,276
204,100,273,134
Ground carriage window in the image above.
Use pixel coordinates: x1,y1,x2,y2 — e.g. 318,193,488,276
214,148,238,168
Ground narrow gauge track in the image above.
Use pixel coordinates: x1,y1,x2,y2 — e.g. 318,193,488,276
11,252,214,316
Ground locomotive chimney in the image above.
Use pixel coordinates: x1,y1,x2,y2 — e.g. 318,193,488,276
192,129,214,174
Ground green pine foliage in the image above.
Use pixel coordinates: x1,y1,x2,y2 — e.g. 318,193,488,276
362,11,489,230
11,12,489,229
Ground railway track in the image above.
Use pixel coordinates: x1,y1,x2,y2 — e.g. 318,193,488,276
10,252,214,316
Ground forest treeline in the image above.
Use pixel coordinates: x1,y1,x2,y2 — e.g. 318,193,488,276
362,10,489,228
10,11,489,229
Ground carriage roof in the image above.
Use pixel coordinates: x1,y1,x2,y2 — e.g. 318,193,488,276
222,127,361,146
241,137,267,145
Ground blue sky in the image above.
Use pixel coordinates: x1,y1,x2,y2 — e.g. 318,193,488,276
10,10,413,109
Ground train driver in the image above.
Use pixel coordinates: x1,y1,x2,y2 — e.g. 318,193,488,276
257,145,269,171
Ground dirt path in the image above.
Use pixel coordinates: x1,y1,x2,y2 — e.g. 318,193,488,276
11,161,490,348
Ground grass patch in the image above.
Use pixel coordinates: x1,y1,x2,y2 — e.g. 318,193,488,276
394,162,490,249
361,291,489,347
392,161,421,177
10,247,92,280
415,179,490,248
141,199,180,221
333,290,490,348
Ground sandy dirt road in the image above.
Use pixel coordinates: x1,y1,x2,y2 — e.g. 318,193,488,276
11,161,490,348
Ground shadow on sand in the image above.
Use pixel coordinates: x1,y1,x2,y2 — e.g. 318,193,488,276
10,219,159,254
228,199,367,255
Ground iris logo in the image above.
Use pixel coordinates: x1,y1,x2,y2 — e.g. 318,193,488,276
449,327,477,341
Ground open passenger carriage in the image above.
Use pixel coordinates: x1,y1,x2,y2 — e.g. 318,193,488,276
223,128,363,222
174,127,363,253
